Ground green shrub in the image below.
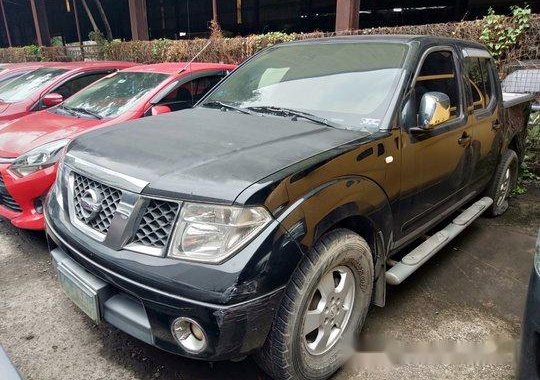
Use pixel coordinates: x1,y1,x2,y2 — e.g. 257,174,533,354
23,45,40,61
480,5,532,60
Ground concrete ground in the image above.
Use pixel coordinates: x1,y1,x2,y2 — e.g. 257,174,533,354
0,188,538,380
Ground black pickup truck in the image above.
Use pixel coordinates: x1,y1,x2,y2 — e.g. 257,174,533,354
45,36,534,380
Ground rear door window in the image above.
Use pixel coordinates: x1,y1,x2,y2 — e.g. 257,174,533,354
464,57,495,111
155,74,225,112
182,75,224,104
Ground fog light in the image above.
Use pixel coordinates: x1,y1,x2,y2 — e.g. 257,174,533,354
34,198,44,214
171,317,207,353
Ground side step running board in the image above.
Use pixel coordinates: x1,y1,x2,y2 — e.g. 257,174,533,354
386,197,493,285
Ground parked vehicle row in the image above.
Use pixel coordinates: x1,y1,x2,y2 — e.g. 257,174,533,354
0,36,536,380
0,61,235,229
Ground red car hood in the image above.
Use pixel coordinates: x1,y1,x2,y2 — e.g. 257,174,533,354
0,111,104,157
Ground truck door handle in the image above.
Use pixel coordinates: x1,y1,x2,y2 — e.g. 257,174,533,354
458,133,471,146
492,121,502,130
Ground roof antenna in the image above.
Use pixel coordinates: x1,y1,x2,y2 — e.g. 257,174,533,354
178,0,212,74
178,39,212,73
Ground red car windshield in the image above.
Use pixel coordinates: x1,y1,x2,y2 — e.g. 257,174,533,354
58,71,169,119
0,68,67,103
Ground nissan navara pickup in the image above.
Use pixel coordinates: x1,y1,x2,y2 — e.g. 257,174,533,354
45,36,534,380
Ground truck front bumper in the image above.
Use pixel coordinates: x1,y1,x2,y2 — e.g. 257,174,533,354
47,224,284,361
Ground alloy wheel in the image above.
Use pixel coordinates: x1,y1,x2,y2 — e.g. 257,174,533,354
302,266,355,356
496,168,511,208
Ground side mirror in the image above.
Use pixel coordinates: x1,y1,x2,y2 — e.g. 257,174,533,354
418,91,451,129
151,105,172,116
42,93,64,108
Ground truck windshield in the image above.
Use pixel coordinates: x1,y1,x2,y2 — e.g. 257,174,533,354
202,42,408,131
58,71,169,119
0,68,68,103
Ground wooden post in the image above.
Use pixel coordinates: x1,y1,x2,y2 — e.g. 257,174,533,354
30,0,51,46
212,0,218,22
128,0,149,40
72,0,84,59
94,0,113,41
0,0,11,47
81,0,99,33
236,0,242,24
335,0,359,32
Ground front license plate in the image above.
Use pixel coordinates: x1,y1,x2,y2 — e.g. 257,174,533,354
58,263,101,323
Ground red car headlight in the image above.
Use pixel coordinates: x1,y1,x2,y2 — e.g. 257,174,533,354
9,139,70,178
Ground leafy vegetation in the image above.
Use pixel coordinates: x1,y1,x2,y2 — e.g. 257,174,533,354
480,5,532,60
89,31,107,45
250,32,296,50
51,36,64,47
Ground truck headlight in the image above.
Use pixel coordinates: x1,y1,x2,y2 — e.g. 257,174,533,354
168,203,272,263
10,139,69,177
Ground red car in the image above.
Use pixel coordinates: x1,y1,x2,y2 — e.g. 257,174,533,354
0,62,236,230
0,61,136,126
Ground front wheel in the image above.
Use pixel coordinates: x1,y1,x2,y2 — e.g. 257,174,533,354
486,149,518,217
255,229,374,380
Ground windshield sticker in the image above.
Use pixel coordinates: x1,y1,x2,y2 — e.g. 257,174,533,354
258,67,290,88
359,118,381,128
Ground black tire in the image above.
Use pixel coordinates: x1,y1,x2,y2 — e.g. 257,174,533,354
255,228,374,380
485,149,518,217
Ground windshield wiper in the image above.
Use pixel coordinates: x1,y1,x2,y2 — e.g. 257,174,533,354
202,101,255,115
57,105,80,117
247,106,341,129
69,107,103,119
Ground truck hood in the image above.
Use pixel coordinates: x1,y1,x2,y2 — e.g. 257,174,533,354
68,107,368,203
0,111,103,157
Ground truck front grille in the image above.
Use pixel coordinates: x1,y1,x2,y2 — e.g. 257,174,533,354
72,172,122,235
0,174,22,213
132,199,179,249
65,165,180,256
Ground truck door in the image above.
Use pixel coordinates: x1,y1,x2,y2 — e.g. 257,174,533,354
462,52,503,191
398,47,474,238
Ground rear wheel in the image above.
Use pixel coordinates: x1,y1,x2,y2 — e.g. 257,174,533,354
486,149,518,217
255,229,374,380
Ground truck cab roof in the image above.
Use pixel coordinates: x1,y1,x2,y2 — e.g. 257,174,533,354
284,34,488,51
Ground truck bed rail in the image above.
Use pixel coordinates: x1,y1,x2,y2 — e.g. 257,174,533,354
502,92,536,109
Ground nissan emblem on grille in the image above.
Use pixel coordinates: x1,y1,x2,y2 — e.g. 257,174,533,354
79,188,103,221
72,172,123,235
